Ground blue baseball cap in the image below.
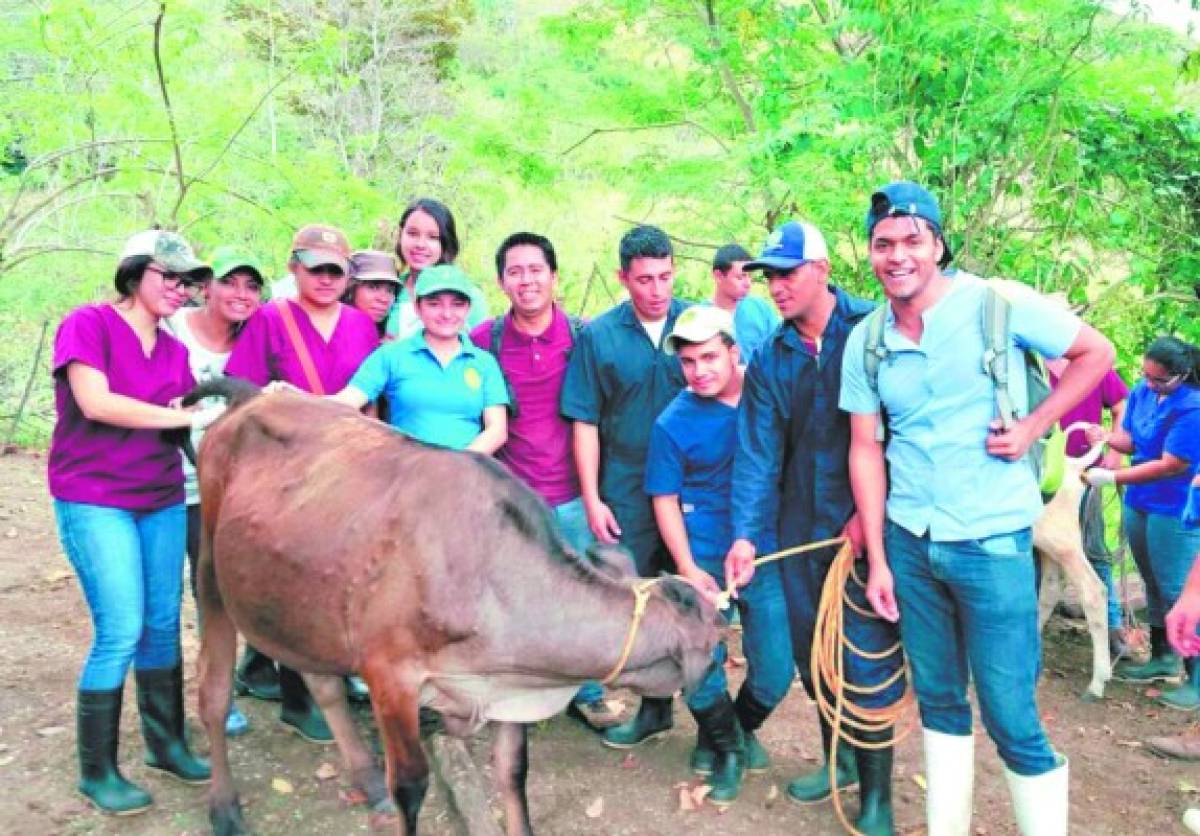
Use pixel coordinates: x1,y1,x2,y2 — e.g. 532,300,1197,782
743,221,829,271
865,181,953,265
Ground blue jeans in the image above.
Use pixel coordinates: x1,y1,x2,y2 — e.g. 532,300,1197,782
54,500,186,691
1088,557,1121,628
886,521,1057,776
553,497,605,705
1124,506,1200,628
686,558,794,713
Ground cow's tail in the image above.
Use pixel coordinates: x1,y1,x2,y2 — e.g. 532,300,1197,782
167,376,263,465
182,375,262,409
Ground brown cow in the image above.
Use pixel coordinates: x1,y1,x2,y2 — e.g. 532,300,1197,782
187,379,723,836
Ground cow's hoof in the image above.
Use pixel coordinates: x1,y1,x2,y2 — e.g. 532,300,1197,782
210,799,248,836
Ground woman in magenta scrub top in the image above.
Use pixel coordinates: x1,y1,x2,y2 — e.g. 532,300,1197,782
224,223,379,743
49,229,214,815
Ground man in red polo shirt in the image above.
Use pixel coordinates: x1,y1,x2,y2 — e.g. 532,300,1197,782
471,232,618,732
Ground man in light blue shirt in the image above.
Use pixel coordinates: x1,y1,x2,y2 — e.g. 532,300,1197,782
840,181,1114,836
709,244,780,364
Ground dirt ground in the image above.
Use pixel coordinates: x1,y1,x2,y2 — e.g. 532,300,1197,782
0,449,1196,835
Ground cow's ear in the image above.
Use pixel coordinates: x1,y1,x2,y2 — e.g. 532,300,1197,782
657,576,700,614
584,544,636,581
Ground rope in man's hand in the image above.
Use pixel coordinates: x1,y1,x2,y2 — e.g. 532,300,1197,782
714,536,913,836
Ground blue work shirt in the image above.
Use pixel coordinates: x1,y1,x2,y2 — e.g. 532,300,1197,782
732,287,875,553
733,295,781,365
1183,477,1200,530
645,391,738,562
561,300,689,519
840,274,1081,542
1122,381,1200,516
348,331,509,450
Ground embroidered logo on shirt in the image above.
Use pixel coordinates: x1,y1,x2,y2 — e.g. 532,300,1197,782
463,367,482,390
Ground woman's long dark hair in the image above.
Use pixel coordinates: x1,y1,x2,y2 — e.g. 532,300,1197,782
1146,335,1200,385
395,198,459,269
113,255,153,299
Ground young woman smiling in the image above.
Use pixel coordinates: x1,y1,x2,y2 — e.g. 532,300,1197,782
385,198,488,340
165,246,265,738
336,264,508,453
50,230,216,814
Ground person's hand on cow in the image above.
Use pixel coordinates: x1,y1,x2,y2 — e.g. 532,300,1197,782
865,559,900,623
583,497,622,545
264,380,301,395
985,417,1039,462
724,538,756,595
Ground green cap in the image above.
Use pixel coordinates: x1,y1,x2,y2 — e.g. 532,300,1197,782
413,264,475,301
209,246,265,282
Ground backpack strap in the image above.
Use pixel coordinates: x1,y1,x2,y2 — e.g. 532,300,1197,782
981,286,1018,430
567,314,585,345
860,306,890,443
274,298,325,395
861,306,889,394
489,316,505,357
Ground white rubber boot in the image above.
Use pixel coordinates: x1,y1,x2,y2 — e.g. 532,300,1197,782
923,728,974,836
1005,755,1068,836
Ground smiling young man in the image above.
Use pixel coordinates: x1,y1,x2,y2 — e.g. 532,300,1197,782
644,306,793,806
470,233,619,732
562,224,690,747
840,182,1114,836
723,220,901,835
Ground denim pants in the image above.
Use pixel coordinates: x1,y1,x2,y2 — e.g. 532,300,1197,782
685,558,794,713
1124,506,1200,628
886,521,1057,776
1088,557,1121,628
553,496,605,705
54,499,186,691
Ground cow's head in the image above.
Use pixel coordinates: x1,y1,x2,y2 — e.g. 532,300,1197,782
607,572,725,699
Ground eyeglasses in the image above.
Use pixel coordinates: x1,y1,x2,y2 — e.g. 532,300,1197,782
1142,370,1183,388
306,264,346,278
146,265,205,294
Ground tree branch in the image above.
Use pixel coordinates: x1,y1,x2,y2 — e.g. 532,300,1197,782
152,3,188,222
560,121,729,156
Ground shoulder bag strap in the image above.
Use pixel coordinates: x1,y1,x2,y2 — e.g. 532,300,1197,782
274,298,325,395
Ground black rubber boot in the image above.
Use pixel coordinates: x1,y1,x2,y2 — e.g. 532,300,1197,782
853,728,896,836
733,689,773,773
602,696,674,749
235,645,281,701
692,694,744,807
787,717,859,804
135,666,211,784
689,719,715,775
77,687,153,814
278,666,333,744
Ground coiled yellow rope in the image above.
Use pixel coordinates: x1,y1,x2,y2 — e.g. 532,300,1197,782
717,537,914,836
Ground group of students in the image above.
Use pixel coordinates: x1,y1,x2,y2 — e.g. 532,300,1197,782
44,180,1200,836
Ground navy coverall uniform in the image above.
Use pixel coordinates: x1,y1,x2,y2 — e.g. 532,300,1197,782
561,299,689,576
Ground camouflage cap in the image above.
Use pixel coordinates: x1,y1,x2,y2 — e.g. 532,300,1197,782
291,224,351,273
121,229,212,279
350,249,401,283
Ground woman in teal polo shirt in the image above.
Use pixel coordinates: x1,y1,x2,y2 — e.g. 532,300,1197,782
334,264,509,452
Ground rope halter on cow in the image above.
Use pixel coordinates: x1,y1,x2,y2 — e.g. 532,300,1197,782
600,579,661,686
